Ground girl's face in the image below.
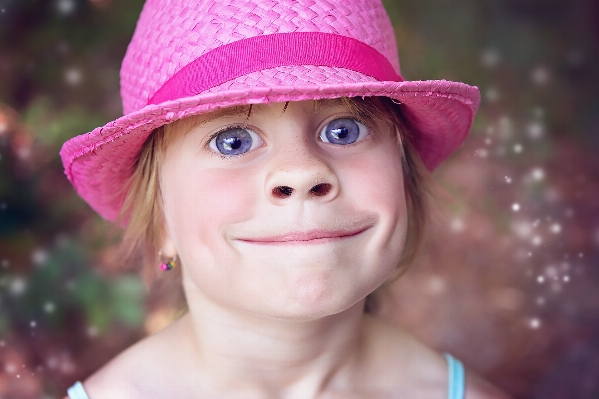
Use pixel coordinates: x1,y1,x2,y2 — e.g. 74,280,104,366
160,100,407,319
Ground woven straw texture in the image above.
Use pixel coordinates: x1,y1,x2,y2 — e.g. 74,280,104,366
121,0,399,114
60,0,480,222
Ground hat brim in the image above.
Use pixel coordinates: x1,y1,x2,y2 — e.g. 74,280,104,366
60,79,480,221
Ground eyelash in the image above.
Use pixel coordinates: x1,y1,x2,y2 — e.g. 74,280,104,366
320,115,372,146
204,123,260,158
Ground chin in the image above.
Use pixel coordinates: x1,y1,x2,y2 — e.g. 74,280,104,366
259,301,362,322
249,258,396,321
257,279,371,321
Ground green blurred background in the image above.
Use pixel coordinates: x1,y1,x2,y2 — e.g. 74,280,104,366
0,0,598,398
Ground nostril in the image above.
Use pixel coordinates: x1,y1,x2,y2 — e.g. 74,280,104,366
309,183,332,197
272,186,294,198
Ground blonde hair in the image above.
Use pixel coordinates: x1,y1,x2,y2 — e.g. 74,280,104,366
118,97,432,304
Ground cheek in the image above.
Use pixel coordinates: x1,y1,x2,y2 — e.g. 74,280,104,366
342,148,406,219
338,145,408,265
162,162,257,257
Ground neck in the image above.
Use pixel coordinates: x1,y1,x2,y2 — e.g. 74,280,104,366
180,285,368,398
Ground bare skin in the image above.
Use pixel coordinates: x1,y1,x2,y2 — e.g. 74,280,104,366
70,309,510,399
65,101,511,399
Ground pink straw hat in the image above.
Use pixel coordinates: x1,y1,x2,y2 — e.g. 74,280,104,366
60,0,480,222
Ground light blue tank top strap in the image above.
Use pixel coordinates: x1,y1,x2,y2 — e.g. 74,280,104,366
67,381,90,399
444,353,465,399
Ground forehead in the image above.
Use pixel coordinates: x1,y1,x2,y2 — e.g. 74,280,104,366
201,98,346,123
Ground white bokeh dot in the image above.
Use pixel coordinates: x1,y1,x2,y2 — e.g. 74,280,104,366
531,168,545,181
44,302,56,313
450,218,465,232
64,67,83,85
10,277,27,296
529,318,541,329
56,0,76,14
528,122,545,139
481,48,500,68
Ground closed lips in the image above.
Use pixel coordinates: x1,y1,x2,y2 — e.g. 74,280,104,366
237,227,371,245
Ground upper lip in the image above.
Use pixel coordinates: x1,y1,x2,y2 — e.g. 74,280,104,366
235,224,373,244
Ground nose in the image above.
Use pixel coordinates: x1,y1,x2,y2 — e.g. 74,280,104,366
265,144,340,205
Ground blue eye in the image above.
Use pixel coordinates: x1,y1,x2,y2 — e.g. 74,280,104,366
320,118,368,145
209,128,262,156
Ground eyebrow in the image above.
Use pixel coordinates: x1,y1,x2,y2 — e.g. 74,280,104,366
311,98,345,112
197,105,253,125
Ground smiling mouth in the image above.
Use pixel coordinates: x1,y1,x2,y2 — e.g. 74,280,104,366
236,226,371,245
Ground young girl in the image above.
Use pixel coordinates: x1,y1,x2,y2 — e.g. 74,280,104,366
61,0,509,398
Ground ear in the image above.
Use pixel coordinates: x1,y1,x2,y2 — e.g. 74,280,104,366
159,223,178,258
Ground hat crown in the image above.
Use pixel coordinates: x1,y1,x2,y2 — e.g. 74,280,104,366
120,0,400,115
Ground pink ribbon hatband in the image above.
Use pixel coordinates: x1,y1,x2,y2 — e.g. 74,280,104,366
147,32,403,105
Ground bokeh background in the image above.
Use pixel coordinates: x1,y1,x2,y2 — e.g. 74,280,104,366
1,0,598,398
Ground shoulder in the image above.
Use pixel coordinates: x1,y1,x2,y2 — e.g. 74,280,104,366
360,315,450,396
76,342,157,399
74,315,192,399
361,315,512,399
465,368,513,399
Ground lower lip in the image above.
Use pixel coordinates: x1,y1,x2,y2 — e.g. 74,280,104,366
237,228,369,246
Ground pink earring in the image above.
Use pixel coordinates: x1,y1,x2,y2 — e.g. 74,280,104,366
158,251,177,271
